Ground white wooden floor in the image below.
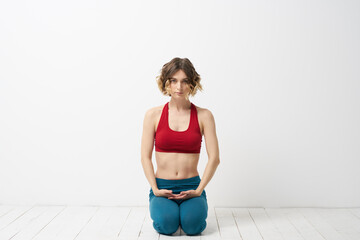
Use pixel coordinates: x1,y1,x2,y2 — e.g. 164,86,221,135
0,205,359,240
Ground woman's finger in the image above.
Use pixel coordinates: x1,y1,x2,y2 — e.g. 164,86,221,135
170,192,183,196
168,194,182,199
169,193,188,199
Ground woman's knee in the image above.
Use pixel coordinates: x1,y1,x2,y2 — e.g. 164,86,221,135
179,197,208,235
149,196,180,235
180,214,207,235
152,214,179,235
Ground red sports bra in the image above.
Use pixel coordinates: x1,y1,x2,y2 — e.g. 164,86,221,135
154,102,202,153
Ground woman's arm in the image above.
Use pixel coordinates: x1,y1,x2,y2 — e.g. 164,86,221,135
140,108,158,192
196,109,220,195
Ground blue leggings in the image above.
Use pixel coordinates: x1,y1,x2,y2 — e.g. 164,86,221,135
149,175,208,236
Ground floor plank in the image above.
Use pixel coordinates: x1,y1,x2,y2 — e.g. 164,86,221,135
138,209,159,240
11,206,65,240
118,207,147,240
298,208,345,240
233,208,263,240
0,206,49,239
316,208,360,240
0,205,34,231
215,207,242,239
265,208,304,240
75,206,131,240
200,206,221,240
31,206,97,240
0,206,359,240
248,208,283,240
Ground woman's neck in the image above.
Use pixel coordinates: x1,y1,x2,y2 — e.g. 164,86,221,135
168,98,191,112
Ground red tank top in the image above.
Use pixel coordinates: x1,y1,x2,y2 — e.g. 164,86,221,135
155,102,202,153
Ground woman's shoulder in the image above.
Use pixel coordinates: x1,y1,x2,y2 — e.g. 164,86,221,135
194,105,215,134
194,104,214,119
147,103,166,113
144,104,166,120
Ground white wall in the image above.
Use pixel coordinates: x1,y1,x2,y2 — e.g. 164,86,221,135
0,0,359,207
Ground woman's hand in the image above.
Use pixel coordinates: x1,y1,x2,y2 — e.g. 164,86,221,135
167,190,201,200
154,189,177,198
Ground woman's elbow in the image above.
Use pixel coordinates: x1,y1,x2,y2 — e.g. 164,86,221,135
210,157,220,165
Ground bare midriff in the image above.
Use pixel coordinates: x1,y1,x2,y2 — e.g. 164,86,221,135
154,151,200,180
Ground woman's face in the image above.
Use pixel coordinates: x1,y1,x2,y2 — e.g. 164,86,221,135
168,69,190,98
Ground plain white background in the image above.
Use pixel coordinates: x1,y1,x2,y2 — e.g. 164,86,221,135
0,0,359,207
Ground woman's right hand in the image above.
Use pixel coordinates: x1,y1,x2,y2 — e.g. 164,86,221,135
154,189,176,198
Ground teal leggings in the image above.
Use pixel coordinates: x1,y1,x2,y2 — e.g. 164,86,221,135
149,175,208,236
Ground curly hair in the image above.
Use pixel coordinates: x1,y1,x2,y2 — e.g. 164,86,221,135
156,57,203,98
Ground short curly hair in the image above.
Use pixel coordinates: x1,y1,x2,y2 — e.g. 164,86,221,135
156,57,203,97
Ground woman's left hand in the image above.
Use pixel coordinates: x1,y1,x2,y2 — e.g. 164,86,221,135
167,190,202,200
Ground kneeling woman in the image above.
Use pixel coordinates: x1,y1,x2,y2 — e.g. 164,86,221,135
140,57,220,236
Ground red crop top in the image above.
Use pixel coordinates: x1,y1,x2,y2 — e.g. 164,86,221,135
154,102,202,153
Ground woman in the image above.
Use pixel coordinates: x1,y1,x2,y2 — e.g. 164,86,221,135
140,57,220,236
